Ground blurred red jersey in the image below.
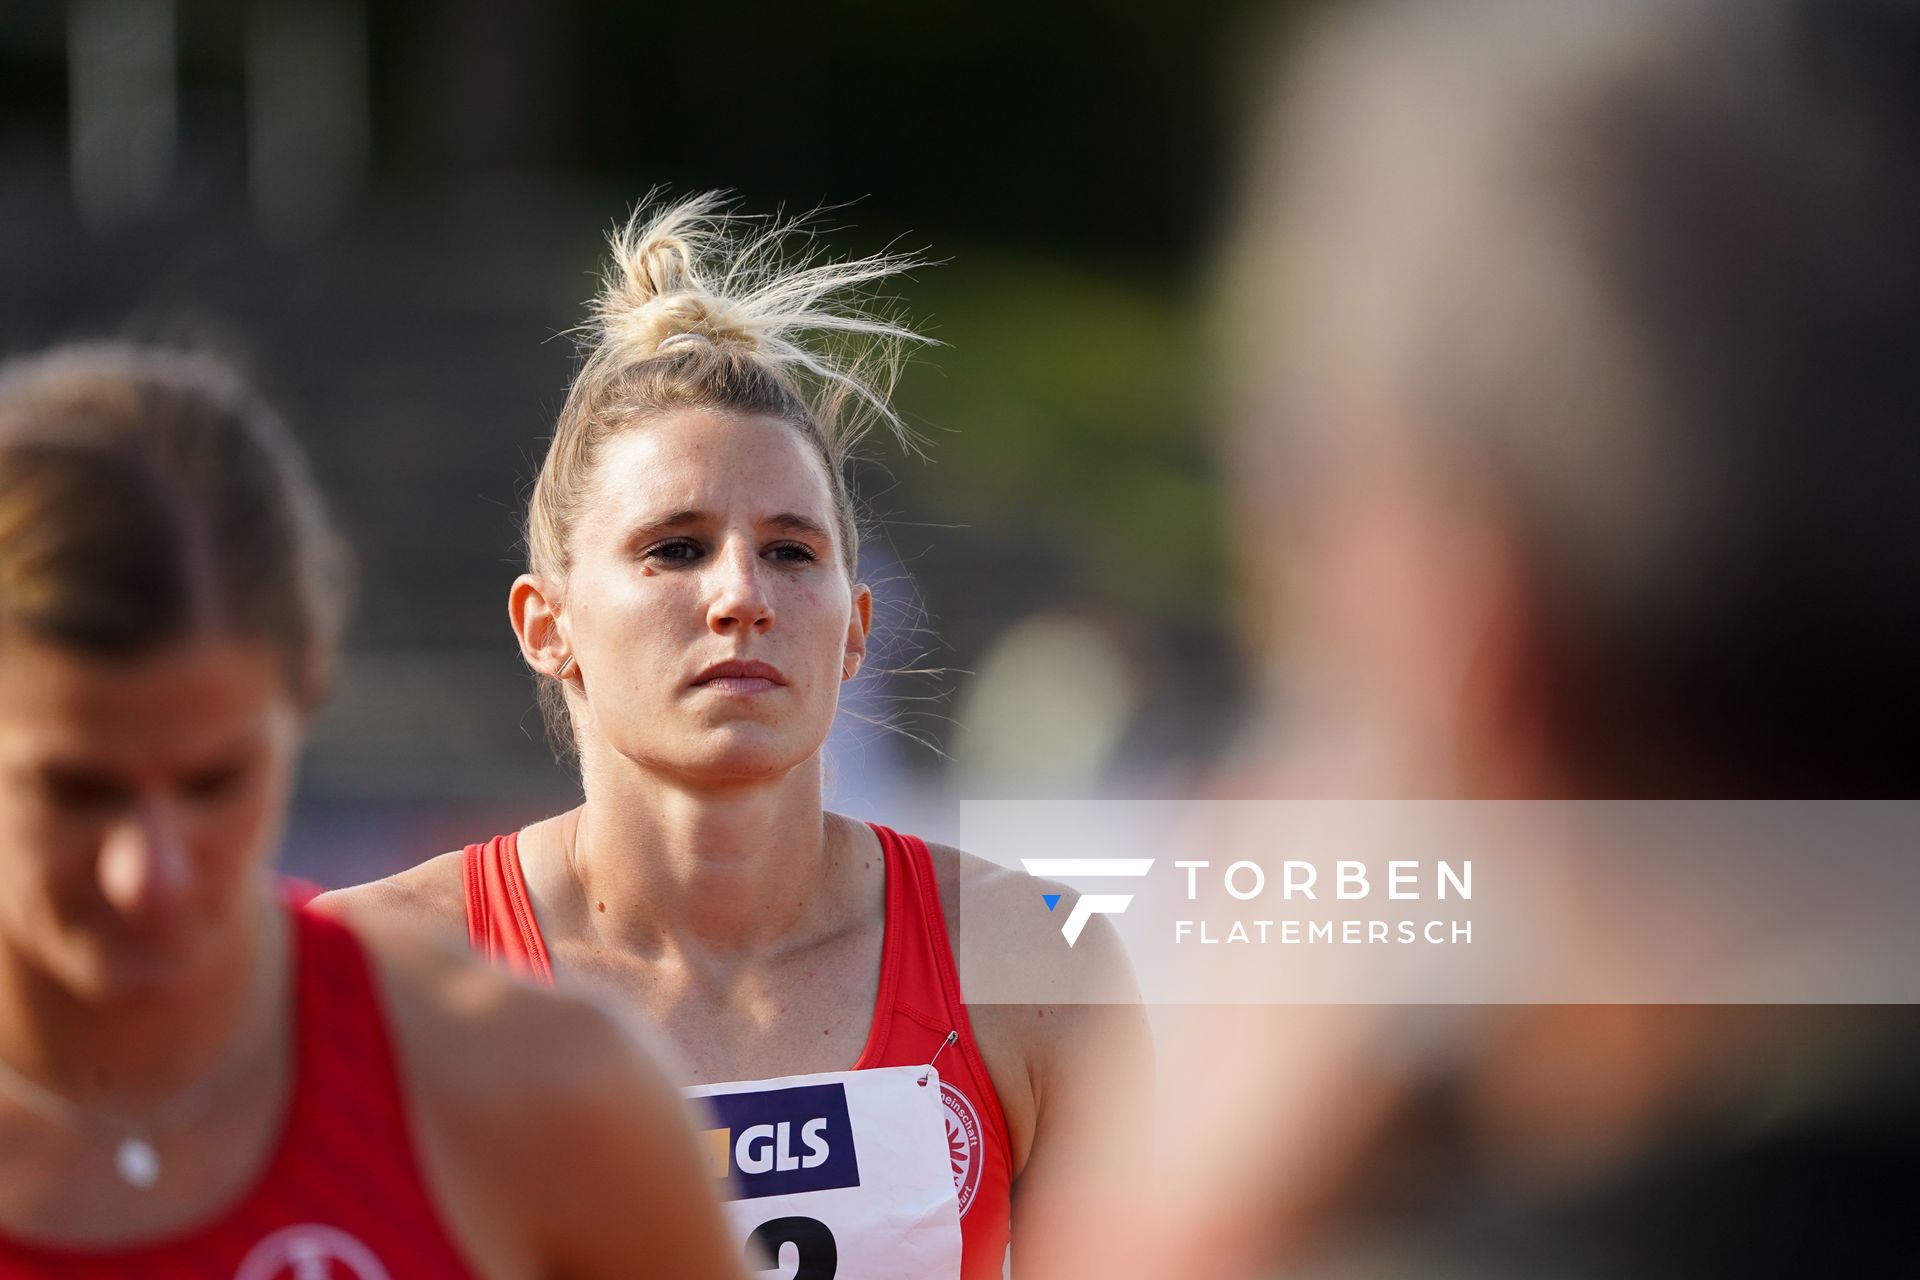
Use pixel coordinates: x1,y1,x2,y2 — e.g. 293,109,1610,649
466,820,1016,1280
0,908,475,1278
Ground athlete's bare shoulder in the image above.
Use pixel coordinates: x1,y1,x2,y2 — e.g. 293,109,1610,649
919,839,1152,1270
345,914,743,1279
925,839,1140,1004
311,848,468,941
354,912,672,1134
914,838,1148,1188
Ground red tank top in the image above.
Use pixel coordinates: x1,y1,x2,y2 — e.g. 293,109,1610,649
464,821,1015,1280
0,908,476,1279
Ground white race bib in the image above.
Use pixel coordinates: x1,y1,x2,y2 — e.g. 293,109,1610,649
687,1065,964,1279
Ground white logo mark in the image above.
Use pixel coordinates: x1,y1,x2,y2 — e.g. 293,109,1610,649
1019,858,1155,946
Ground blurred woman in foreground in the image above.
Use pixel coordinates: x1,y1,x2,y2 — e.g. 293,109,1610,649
0,344,743,1277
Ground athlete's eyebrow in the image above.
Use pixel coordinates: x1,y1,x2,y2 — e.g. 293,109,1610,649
763,513,833,542
622,509,710,545
622,510,834,545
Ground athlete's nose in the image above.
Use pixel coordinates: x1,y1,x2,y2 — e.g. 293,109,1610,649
97,797,193,921
706,538,775,635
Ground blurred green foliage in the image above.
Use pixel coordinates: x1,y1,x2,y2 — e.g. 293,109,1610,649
891,250,1222,622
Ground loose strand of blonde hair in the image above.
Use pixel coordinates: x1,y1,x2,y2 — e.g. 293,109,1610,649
579,190,936,460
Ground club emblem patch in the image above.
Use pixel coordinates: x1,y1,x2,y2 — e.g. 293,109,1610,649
235,1224,390,1280
940,1081,984,1217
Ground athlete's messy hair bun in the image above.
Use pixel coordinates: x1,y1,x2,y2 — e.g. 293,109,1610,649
577,191,928,471
533,193,930,578
527,192,931,754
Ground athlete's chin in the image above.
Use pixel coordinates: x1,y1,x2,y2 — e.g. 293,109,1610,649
643,730,821,786
50,932,210,1002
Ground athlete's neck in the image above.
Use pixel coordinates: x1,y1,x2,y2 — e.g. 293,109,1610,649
0,894,283,1109
551,751,862,958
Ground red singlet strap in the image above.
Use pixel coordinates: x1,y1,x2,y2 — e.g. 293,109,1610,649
461,833,554,985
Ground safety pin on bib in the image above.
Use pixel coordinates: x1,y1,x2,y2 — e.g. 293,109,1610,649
919,1030,959,1086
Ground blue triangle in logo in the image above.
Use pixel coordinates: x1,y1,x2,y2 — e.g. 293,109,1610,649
1042,894,1062,912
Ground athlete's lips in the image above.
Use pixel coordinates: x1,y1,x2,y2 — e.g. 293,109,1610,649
690,659,788,693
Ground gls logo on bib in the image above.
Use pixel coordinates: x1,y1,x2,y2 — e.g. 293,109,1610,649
703,1080,862,1200
689,1066,964,1280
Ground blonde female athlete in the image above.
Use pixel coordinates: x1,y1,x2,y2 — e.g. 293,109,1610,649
322,196,1150,1279
0,344,743,1278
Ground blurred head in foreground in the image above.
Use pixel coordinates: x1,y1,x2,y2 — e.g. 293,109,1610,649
1226,0,1919,798
1183,0,1920,1274
0,345,348,999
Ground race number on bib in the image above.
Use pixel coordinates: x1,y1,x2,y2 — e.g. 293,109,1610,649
688,1065,964,1279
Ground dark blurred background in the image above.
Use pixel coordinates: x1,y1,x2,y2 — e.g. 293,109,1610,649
0,0,1294,883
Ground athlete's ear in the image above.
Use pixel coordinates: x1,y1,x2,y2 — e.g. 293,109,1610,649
843,584,873,680
510,574,572,680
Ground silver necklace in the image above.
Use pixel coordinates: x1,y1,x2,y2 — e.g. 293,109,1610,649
0,919,284,1190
